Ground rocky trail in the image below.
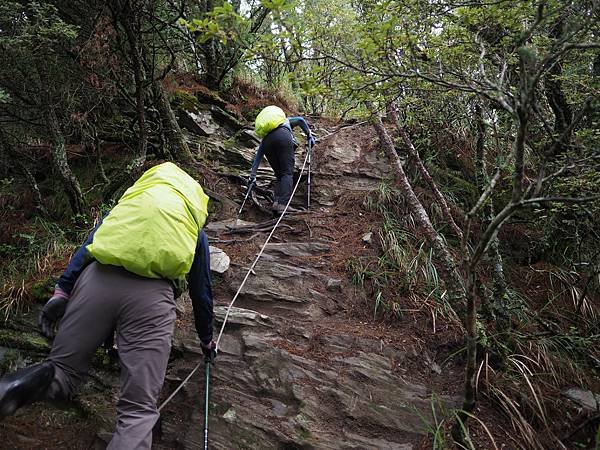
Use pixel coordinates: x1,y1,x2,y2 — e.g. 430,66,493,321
0,112,464,450
151,122,461,449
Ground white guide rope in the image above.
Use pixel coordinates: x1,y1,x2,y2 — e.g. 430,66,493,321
215,146,310,348
158,145,311,411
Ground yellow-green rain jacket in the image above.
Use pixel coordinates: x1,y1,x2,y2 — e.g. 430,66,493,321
87,162,209,280
255,105,287,138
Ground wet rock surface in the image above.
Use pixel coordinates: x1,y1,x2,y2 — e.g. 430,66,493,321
154,124,461,449
209,246,231,274
0,121,460,449
563,388,600,411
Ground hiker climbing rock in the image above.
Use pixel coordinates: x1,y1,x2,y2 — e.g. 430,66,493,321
0,162,215,450
248,105,315,213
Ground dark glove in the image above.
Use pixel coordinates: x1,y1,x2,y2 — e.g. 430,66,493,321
38,295,69,339
200,340,217,362
308,135,316,147
247,174,256,186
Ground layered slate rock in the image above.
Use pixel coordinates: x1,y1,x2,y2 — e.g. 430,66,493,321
154,121,460,450
160,238,458,450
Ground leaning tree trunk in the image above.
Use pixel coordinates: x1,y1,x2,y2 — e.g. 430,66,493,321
92,129,109,184
153,81,193,163
389,106,464,242
368,105,465,310
22,165,47,216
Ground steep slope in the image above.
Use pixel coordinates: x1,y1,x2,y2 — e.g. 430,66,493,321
0,114,464,450
154,122,461,449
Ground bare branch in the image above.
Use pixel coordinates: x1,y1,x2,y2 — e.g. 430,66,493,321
468,169,501,218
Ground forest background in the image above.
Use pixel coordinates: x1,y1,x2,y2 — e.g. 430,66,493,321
0,0,599,448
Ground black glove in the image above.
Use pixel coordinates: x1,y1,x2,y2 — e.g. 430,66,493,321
200,340,217,362
247,174,256,186
38,295,69,339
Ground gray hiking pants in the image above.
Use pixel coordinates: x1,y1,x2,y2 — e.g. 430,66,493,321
47,261,176,450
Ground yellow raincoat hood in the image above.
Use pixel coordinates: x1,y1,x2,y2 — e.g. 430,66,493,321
255,105,286,138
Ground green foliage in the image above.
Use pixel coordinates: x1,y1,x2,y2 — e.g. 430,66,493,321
347,181,457,320
0,1,85,177
0,216,76,319
0,2,79,50
533,167,600,268
413,394,450,449
181,3,245,45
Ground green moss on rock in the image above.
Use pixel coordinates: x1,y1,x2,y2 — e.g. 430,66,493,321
0,329,50,352
172,90,202,113
31,278,55,304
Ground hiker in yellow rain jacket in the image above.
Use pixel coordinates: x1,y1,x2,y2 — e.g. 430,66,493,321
0,162,215,450
249,105,315,213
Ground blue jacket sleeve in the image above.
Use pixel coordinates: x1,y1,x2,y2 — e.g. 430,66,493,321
56,217,105,295
249,141,265,178
188,230,214,345
288,117,311,139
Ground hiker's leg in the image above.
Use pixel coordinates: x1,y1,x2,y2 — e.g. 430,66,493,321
107,277,175,450
47,262,119,400
264,140,282,206
277,139,296,205
0,362,55,418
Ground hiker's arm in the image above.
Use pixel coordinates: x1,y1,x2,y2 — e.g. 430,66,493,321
188,230,214,345
56,216,106,296
249,142,265,179
288,117,315,146
288,117,311,139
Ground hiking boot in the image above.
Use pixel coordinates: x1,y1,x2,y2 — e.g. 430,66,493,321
0,362,55,418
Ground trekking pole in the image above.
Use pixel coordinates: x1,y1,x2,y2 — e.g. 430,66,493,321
203,353,214,450
237,179,255,218
307,142,312,210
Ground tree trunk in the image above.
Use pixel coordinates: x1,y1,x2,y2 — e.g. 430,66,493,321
23,165,47,216
545,61,572,137
0,127,48,215
153,81,193,162
105,1,148,201
123,5,147,176
544,18,572,152
451,270,478,444
474,103,507,321
368,105,465,309
201,0,220,90
389,106,464,242
45,107,85,216
93,131,109,184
